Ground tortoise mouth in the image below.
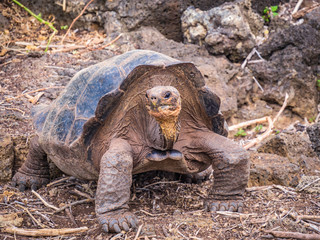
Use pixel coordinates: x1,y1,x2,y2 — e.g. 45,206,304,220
146,104,181,120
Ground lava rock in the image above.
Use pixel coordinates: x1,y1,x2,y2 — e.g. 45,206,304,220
257,128,320,176
249,7,320,118
306,122,320,158
0,135,14,182
181,0,263,61
249,153,300,187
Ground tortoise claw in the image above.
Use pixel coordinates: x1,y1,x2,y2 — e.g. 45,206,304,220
98,211,139,233
12,171,49,192
207,200,245,213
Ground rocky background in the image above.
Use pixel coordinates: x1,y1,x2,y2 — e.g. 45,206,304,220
0,0,320,239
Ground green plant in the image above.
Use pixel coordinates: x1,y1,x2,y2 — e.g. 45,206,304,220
317,79,320,90
262,5,279,23
11,0,58,52
60,25,68,30
255,124,263,133
234,128,247,137
309,116,316,123
274,129,280,135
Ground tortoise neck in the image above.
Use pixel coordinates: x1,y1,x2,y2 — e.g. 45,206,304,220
157,116,180,148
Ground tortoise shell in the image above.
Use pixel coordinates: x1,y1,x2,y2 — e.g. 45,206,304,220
33,50,227,147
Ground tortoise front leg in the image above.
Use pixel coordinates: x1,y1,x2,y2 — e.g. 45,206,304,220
96,138,138,233
176,131,249,212
12,136,50,191
204,132,249,212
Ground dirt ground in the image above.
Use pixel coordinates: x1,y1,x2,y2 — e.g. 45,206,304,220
1,1,320,239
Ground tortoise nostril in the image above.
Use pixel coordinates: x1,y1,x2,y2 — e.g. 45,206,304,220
151,96,157,101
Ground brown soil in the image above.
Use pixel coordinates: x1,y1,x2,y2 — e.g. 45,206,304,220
1,1,320,239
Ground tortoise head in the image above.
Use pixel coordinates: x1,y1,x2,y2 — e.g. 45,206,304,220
145,86,181,121
145,86,181,145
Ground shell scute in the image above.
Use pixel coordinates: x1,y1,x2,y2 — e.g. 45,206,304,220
52,108,75,142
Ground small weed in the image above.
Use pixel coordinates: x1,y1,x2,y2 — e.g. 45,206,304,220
274,129,280,135
316,79,320,90
235,128,247,137
309,116,316,123
255,124,263,133
60,25,68,30
262,5,279,23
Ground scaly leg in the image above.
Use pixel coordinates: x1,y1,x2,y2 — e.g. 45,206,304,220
95,138,138,233
175,131,249,212
204,132,249,212
12,136,50,191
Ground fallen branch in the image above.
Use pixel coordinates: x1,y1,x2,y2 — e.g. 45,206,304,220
229,117,268,131
46,176,71,187
144,181,180,188
216,211,256,218
293,3,320,19
252,76,264,92
4,107,25,116
16,205,47,228
241,48,256,69
265,230,320,240
61,0,95,44
245,185,273,192
2,226,88,237
292,0,304,15
54,199,93,213
133,224,143,240
5,86,64,102
297,177,320,192
96,34,122,50
242,93,289,149
272,93,289,124
31,190,59,211
244,116,273,150
280,208,320,233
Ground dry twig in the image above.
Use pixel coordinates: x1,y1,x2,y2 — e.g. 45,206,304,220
229,117,268,131
272,93,289,124
2,226,88,237
293,3,320,19
292,0,304,15
243,93,289,149
54,199,94,213
133,224,143,240
31,190,59,211
46,176,71,187
16,205,47,228
96,34,122,50
4,107,25,116
61,0,95,44
265,230,320,240
297,177,320,192
244,116,273,150
5,86,64,102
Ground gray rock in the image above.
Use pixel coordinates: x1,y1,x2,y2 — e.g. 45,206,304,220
0,13,9,31
306,123,320,158
249,8,320,118
257,128,320,176
181,0,263,61
0,135,14,182
103,0,232,42
249,153,300,187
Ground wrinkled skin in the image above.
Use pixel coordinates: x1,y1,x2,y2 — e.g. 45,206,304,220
12,84,249,233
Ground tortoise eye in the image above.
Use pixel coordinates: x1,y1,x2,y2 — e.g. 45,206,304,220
145,93,148,99
164,92,171,99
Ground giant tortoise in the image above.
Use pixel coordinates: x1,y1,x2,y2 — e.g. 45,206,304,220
12,50,249,233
